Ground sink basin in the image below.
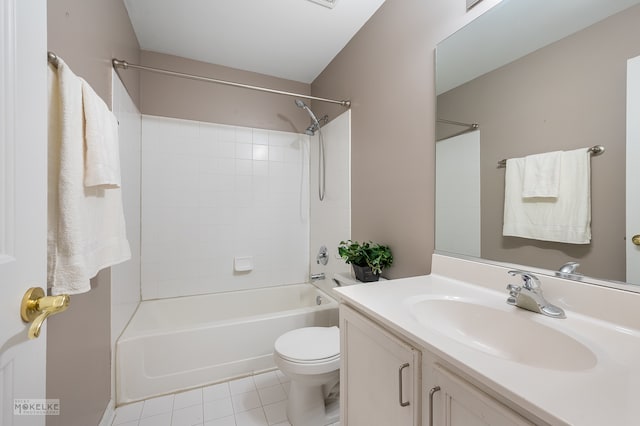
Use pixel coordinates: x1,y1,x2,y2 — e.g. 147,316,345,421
410,298,597,371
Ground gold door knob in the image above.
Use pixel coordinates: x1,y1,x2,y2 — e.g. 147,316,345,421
20,287,70,339
633,235,640,246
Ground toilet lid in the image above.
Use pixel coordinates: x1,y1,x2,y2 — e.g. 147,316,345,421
275,326,340,362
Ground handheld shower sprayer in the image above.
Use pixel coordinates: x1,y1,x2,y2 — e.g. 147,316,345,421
295,99,327,201
295,99,321,136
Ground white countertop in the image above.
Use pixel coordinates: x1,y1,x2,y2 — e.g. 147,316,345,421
334,263,640,426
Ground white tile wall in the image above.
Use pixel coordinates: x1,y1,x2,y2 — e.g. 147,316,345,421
141,116,310,300
111,71,142,404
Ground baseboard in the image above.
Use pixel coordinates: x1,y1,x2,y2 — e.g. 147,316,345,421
98,399,115,426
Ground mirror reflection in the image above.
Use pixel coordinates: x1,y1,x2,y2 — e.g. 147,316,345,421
435,0,640,287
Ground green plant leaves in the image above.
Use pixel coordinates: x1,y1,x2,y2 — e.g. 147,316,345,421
338,240,393,275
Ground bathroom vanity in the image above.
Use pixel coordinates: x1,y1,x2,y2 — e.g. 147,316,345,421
334,254,640,426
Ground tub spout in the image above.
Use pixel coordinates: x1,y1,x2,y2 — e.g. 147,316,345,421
310,273,325,281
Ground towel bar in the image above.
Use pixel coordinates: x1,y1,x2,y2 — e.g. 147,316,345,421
497,145,604,168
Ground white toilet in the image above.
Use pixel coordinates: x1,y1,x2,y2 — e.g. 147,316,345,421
274,326,340,426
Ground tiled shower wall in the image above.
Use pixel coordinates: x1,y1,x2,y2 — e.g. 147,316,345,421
111,72,142,404
140,116,310,300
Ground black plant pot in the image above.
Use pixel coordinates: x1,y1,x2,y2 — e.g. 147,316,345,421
352,264,380,282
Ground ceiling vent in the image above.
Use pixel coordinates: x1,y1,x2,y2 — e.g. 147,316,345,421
307,0,337,9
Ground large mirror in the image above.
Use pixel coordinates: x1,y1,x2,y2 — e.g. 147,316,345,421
435,0,640,288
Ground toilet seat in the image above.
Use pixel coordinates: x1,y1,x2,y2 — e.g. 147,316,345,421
274,326,340,364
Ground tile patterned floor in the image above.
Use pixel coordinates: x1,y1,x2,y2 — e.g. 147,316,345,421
111,369,340,426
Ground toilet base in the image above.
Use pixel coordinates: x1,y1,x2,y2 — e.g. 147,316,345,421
325,399,340,425
286,379,340,426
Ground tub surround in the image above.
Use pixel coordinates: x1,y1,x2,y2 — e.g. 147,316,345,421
140,116,310,300
335,254,640,425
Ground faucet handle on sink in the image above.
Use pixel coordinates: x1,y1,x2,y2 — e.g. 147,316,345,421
508,270,541,291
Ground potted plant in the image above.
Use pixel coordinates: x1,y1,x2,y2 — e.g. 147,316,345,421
338,240,393,282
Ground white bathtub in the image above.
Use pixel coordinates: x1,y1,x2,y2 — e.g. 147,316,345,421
116,283,339,404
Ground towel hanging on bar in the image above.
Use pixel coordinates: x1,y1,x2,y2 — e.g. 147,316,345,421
497,145,604,168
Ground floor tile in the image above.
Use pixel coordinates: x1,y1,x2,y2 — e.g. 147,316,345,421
263,400,287,425
203,382,231,402
204,416,237,426
204,397,234,421
139,412,172,426
229,376,256,395
141,394,175,418
257,385,286,406
113,401,143,424
112,370,339,426
231,390,261,413
172,404,204,426
234,407,268,426
113,421,138,426
174,388,203,410
252,371,280,389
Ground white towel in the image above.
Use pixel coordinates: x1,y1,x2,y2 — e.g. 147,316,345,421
503,148,591,244
522,150,562,198
82,81,121,187
48,58,131,295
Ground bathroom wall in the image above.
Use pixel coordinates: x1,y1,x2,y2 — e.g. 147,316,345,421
48,0,140,107
139,50,312,134
46,1,141,425
309,110,352,291
310,0,502,278
140,116,310,299
437,5,640,281
111,71,142,414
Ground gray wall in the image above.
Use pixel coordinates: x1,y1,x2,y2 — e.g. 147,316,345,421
42,1,501,423
311,0,498,278
140,50,312,132
437,5,640,282
47,0,140,425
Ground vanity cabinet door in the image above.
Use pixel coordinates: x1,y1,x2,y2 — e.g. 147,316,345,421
430,365,534,426
340,304,421,426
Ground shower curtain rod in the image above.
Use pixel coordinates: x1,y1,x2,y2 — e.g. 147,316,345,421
436,118,479,140
437,118,479,129
111,57,351,108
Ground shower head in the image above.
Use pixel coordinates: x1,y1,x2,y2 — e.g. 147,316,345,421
295,99,320,135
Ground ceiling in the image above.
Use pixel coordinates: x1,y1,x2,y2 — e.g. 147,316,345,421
436,0,640,94
123,0,387,84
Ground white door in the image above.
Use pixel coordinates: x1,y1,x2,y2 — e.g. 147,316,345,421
627,55,640,284
0,0,48,425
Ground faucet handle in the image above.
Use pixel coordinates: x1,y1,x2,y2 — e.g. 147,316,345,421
507,270,541,291
506,283,520,297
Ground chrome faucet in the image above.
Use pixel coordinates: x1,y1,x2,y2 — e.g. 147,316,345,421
506,270,566,319
555,261,583,280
